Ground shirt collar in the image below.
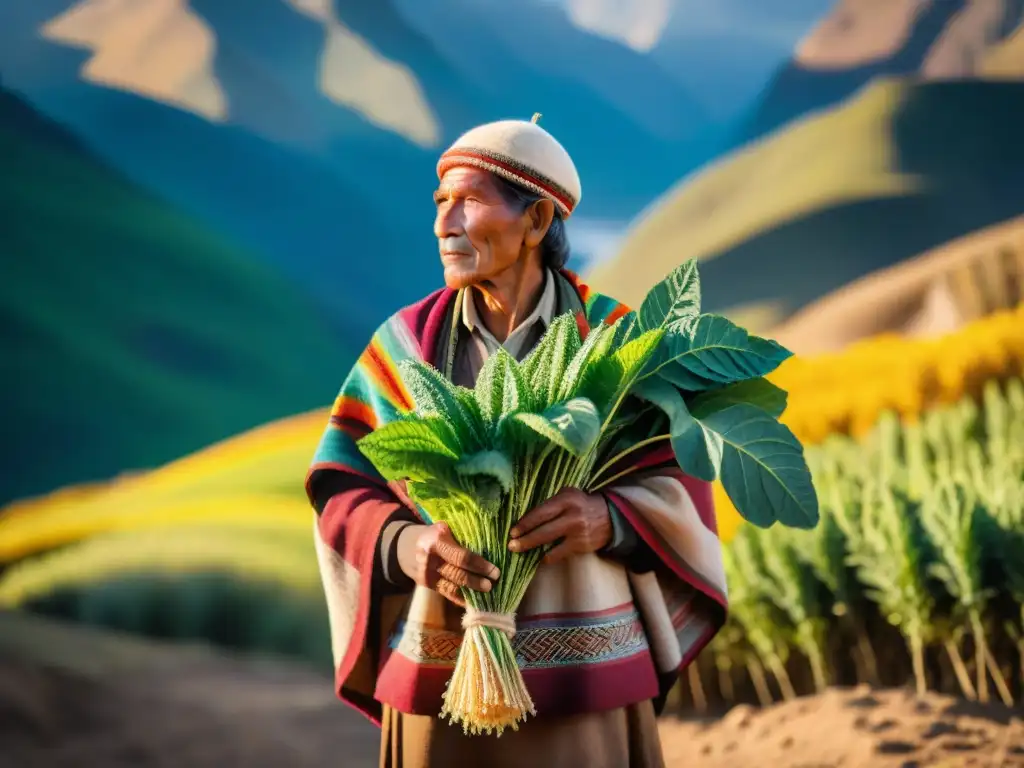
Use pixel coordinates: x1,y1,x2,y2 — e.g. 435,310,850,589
462,268,557,353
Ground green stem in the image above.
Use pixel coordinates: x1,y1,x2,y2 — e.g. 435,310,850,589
909,630,927,697
566,448,595,490
519,445,554,517
715,652,735,703
804,639,829,693
943,637,977,700
972,610,1014,707
766,650,796,701
592,343,661,444
588,434,670,488
746,656,773,707
588,464,643,493
543,450,568,500
970,610,990,703
853,617,881,687
599,386,635,438
554,342,662,495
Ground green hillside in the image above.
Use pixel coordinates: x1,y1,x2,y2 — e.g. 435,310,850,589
0,86,350,504
587,79,1024,324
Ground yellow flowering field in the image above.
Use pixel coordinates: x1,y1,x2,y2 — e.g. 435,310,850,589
712,301,1024,539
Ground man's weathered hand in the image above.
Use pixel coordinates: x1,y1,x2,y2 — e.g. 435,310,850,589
396,522,500,607
508,488,611,565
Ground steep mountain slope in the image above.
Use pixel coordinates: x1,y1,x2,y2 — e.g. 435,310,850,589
0,84,350,506
0,0,730,345
392,0,715,212
737,0,1024,145
0,0,460,341
586,78,1024,319
393,0,707,142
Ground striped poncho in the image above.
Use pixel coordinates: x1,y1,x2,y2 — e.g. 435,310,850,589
305,270,728,724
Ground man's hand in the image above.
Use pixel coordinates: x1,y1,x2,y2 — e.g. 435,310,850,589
508,488,611,565
396,522,500,607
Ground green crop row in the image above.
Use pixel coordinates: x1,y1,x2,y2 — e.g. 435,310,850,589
680,377,1024,713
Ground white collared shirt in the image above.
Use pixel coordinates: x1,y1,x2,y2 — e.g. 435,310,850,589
461,269,557,361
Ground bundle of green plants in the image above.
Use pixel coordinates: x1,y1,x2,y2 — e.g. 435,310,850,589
356,260,819,736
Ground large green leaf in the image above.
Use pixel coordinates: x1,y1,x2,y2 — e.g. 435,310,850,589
357,417,459,460
688,377,788,419
500,353,531,419
356,417,461,484
694,403,819,529
646,314,792,391
398,360,482,449
398,359,461,416
407,479,501,523
503,398,600,456
575,357,626,418
612,330,664,379
632,378,720,482
521,314,582,408
608,311,642,347
575,328,663,418
370,451,460,485
474,349,518,427
454,385,489,438
638,260,701,332
455,450,514,494
558,322,613,401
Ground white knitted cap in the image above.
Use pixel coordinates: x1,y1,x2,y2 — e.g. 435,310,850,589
437,115,582,219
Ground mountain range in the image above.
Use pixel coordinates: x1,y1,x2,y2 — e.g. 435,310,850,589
0,0,828,503
590,0,1024,322
737,0,1024,144
0,0,774,345
4,0,1023,506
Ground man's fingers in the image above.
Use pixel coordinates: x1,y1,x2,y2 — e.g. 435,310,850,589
509,515,576,553
437,562,493,593
435,534,500,581
435,577,465,607
510,495,571,539
420,551,440,589
542,540,575,566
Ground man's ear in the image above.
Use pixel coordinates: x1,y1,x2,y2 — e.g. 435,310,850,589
523,198,555,250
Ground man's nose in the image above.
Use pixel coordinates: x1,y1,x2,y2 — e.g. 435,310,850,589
434,201,463,240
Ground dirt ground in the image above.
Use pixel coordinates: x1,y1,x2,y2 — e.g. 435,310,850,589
2,612,1022,768
661,687,1024,768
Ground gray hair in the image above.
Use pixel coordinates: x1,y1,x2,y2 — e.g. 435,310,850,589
492,175,571,270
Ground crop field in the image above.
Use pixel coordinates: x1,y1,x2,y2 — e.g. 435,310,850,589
691,379,1024,713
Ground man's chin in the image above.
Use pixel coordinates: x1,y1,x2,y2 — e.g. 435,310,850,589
442,265,481,291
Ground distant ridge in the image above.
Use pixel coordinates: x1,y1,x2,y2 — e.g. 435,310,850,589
0,84,348,505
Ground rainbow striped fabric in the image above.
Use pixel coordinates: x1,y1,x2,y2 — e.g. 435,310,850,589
305,269,632,496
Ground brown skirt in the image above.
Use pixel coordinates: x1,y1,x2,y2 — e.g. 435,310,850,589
379,700,666,768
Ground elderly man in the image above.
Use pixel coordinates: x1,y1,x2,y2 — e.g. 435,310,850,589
305,117,727,768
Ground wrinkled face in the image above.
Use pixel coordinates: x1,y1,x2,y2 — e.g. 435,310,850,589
434,166,531,290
